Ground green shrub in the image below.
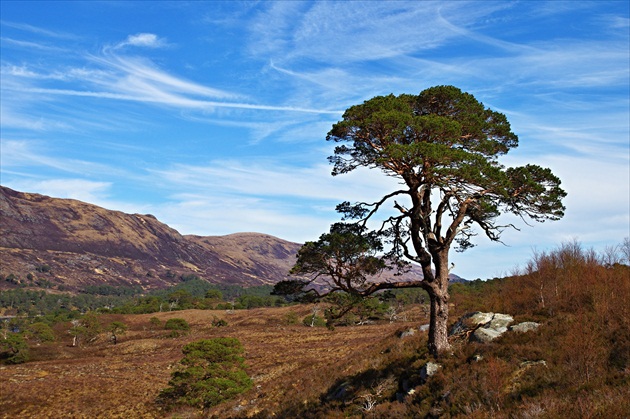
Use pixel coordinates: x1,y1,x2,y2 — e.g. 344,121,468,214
302,314,327,327
285,311,299,325
35,264,51,273
27,322,56,342
149,316,161,330
205,289,223,300
164,318,190,331
212,316,228,327
158,338,253,409
0,333,30,364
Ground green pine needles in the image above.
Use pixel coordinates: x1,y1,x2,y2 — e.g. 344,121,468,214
158,337,253,409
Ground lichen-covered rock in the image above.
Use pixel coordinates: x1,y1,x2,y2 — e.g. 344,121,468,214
472,327,505,343
510,322,540,333
450,312,514,343
487,313,514,330
399,328,416,338
420,361,441,382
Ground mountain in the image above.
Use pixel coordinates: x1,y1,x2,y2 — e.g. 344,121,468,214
0,186,301,291
0,186,465,293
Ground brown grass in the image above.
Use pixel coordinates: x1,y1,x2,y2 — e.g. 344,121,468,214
0,306,425,418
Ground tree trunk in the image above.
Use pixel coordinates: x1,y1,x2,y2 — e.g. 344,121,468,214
427,288,451,358
426,253,452,358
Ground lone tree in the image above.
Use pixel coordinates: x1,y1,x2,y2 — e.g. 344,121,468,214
279,86,566,357
107,321,128,345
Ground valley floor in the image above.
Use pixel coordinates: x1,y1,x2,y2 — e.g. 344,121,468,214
0,306,424,418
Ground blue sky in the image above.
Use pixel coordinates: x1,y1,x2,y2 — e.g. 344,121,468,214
1,1,628,279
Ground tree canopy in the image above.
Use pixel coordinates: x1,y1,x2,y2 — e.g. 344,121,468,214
328,86,565,255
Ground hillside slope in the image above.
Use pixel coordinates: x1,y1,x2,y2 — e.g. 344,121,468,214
0,186,300,291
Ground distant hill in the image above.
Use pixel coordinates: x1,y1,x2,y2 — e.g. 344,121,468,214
0,186,465,292
0,186,301,291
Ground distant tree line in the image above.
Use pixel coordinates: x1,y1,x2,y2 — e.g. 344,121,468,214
0,278,290,317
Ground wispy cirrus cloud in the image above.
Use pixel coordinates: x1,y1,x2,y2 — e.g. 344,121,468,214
2,64,113,82
1,42,340,141
0,37,69,52
465,42,630,90
6,84,342,115
98,54,239,99
248,2,495,64
152,158,399,203
0,20,77,39
0,139,130,178
0,20,77,54
248,1,628,105
252,1,551,69
9,179,113,202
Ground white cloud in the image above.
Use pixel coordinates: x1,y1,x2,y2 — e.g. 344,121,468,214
248,1,516,66
113,33,167,50
1,51,340,124
101,55,239,100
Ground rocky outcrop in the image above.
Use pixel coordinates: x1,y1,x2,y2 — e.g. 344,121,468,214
450,312,514,343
